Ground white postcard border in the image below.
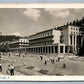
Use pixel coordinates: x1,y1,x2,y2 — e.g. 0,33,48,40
0,4,84,81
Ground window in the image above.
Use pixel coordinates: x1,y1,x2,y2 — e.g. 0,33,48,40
48,33,49,36
43,34,44,37
70,35,72,45
50,31,52,35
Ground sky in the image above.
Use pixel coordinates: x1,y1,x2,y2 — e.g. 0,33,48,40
0,8,84,36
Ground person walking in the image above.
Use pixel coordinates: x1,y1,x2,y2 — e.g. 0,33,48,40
19,53,20,57
7,65,11,74
9,52,11,57
45,60,47,65
40,56,43,60
63,63,66,68
58,57,60,62
10,64,14,76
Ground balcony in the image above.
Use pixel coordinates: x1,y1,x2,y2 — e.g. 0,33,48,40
29,39,54,44
29,35,53,41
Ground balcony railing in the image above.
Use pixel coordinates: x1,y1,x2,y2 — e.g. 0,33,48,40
29,35,53,41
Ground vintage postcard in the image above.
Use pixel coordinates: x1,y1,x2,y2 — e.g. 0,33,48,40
0,4,84,81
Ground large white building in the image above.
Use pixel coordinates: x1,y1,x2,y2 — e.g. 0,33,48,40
28,28,65,54
57,25,79,53
9,25,79,54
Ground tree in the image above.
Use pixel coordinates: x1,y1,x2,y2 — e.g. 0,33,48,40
66,22,69,26
76,19,79,26
81,17,84,23
0,41,10,52
69,22,72,25
73,20,76,25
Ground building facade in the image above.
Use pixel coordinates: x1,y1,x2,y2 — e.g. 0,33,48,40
26,28,65,54
9,25,80,55
57,25,79,53
9,37,29,53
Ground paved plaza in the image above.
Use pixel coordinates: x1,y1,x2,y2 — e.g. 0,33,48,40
0,52,84,76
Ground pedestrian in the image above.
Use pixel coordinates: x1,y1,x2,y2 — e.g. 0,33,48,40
52,58,55,64
50,56,53,63
6,65,11,74
23,54,25,57
40,56,43,60
63,63,66,68
19,53,20,57
10,64,14,76
0,64,2,72
45,60,47,65
9,52,11,57
58,57,60,62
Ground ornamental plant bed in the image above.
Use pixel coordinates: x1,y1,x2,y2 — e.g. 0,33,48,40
27,66,35,70
38,69,49,75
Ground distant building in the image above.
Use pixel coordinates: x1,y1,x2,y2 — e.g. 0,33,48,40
9,37,29,53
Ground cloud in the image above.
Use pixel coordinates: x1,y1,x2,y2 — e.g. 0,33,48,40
44,8,70,18
8,32,21,36
23,8,41,21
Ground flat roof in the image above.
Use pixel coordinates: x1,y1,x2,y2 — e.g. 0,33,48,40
57,25,79,30
29,28,60,37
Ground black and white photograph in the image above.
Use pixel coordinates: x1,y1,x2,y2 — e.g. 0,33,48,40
0,4,84,81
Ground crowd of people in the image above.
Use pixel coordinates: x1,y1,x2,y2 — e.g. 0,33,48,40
6,64,14,75
39,55,66,68
0,52,27,76
0,52,14,76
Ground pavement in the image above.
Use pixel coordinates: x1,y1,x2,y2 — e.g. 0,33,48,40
0,52,84,76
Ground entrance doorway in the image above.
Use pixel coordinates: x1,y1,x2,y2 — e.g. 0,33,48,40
60,46,63,53
55,46,58,53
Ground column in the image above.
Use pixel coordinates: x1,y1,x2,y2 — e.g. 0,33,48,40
47,47,49,53
72,35,74,51
50,46,52,53
63,45,65,54
75,35,77,51
45,47,46,53
53,46,55,53
58,44,60,54
35,48,36,53
46,47,47,53
42,47,43,54
40,47,41,53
